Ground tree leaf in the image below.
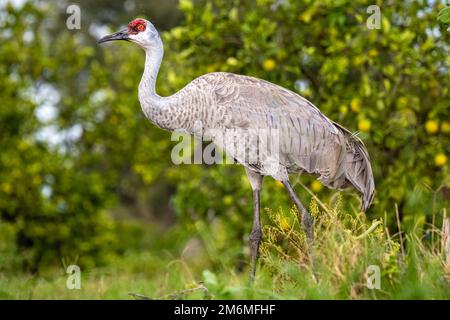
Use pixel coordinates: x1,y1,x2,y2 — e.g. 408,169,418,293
438,6,450,24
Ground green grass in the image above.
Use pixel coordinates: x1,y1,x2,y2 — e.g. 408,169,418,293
0,197,449,299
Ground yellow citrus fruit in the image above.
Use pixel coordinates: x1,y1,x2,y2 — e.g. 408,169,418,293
226,57,238,66
275,180,284,189
167,71,177,84
339,105,348,114
441,121,450,134
397,96,408,108
1,183,12,194
435,153,448,167
229,8,239,21
263,59,276,71
358,119,372,132
350,98,361,112
368,49,378,57
298,11,311,23
353,56,364,66
223,195,233,205
311,180,323,193
425,120,439,134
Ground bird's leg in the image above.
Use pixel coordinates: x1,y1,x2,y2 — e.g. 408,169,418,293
245,168,263,284
249,188,261,284
282,181,314,243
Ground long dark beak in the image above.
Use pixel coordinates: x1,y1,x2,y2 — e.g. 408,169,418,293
98,29,129,44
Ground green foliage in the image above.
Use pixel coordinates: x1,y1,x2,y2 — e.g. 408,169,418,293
438,6,450,24
0,3,117,271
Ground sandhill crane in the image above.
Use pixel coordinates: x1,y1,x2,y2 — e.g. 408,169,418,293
99,19,375,282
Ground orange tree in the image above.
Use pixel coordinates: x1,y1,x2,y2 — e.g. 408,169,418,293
0,3,117,271
0,0,449,271
162,0,449,231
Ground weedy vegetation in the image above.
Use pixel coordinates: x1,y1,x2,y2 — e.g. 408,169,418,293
1,193,448,299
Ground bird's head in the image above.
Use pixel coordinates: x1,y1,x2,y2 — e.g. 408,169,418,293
98,18,161,50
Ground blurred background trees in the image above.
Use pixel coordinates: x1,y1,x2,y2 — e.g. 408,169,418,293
0,0,449,273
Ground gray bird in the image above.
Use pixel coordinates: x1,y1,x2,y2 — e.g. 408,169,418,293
99,18,375,282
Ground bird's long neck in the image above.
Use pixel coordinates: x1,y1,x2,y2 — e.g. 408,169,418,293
138,44,179,130
139,46,163,98
138,41,191,132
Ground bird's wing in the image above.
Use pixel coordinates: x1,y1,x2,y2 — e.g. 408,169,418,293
214,73,339,132
208,73,348,183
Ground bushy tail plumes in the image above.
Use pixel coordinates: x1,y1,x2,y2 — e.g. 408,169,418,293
343,137,375,212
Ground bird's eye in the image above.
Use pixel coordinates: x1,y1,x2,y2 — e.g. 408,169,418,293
136,24,145,32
